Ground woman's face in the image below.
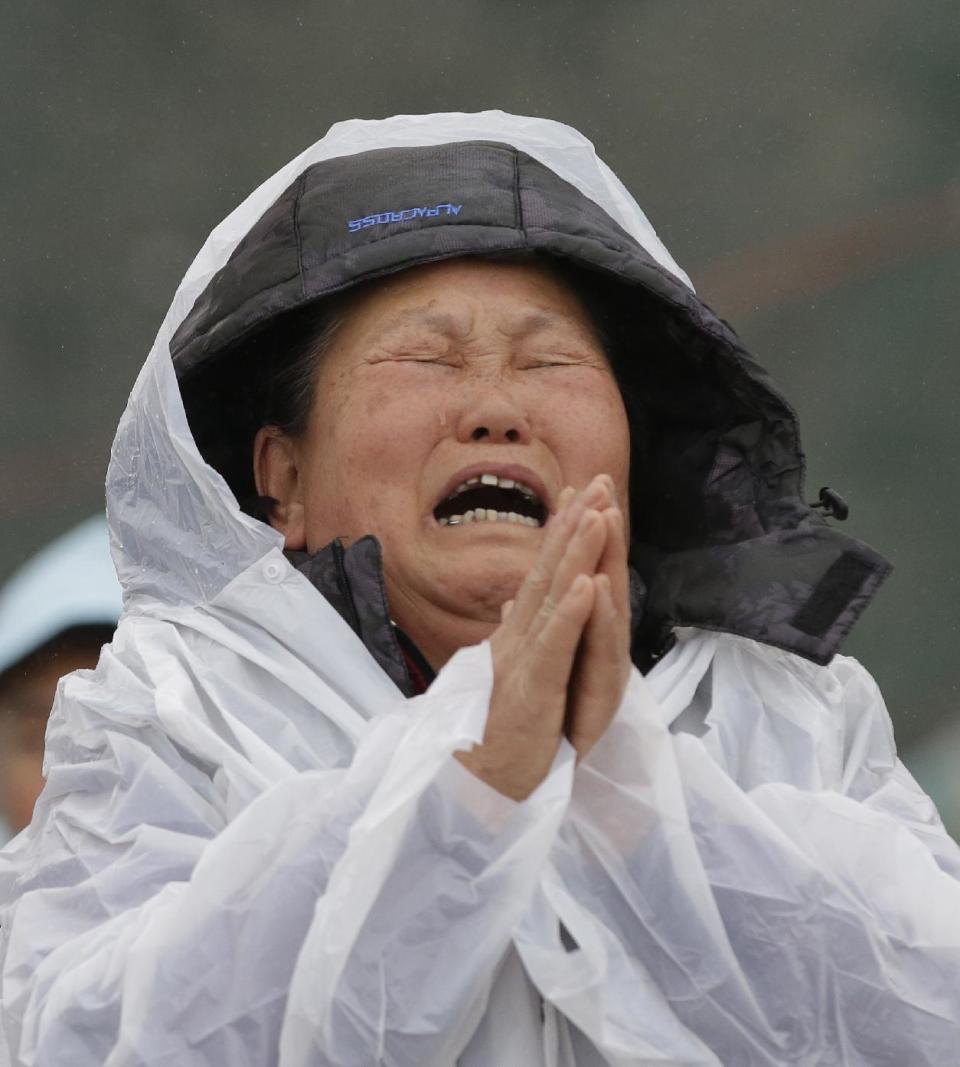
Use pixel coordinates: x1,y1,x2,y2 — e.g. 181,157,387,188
258,257,630,651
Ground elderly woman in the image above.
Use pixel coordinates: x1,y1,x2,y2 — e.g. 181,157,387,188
1,113,958,1066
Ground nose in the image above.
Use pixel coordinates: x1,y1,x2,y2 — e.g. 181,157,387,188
455,383,532,445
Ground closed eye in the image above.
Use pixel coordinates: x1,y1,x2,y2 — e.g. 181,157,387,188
521,355,600,370
365,352,458,367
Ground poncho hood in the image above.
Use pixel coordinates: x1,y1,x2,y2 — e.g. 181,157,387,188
111,111,890,665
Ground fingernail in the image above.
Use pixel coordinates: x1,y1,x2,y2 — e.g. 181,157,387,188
582,477,608,509
577,508,600,534
572,573,591,594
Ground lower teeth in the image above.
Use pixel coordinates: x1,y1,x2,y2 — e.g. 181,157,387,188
440,510,538,527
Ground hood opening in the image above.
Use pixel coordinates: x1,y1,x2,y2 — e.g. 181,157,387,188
169,137,889,663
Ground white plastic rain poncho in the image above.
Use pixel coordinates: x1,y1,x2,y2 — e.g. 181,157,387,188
1,112,959,1067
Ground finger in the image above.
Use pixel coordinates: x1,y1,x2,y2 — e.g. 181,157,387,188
543,506,607,614
528,573,596,689
554,484,578,519
576,574,622,686
597,507,630,623
500,599,515,622
581,473,614,512
567,573,629,758
508,485,581,631
581,573,626,676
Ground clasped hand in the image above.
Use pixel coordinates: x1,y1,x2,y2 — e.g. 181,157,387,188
457,475,632,800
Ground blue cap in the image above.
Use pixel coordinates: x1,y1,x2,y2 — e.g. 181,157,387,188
0,515,123,677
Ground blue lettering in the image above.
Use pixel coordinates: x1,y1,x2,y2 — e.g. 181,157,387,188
345,202,467,232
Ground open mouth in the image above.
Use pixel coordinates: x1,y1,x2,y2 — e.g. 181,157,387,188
434,473,547,527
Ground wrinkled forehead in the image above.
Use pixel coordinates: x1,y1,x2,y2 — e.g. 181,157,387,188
324,255,612,355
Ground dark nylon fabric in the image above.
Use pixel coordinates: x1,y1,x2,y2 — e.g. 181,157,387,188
172,141,892,665
286,537,414,695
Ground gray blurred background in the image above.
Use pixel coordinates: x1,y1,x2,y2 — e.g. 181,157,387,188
2,3,958,832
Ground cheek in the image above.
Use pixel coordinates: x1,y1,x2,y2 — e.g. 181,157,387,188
343,376,439,475
540,372,631,480
308,372,442,531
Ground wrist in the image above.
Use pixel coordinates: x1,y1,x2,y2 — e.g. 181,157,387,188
455,742,560,802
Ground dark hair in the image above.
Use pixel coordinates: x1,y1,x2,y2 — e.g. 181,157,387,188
180,297,345,516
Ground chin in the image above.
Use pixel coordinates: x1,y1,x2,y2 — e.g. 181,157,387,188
432,543,535,617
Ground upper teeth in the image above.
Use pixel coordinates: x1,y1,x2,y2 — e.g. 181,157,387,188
449,473,538,499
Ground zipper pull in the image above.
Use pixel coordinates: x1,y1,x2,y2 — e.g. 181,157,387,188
810,486,849,521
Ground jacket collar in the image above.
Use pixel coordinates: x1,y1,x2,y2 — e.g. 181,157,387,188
287,535,659,696
286,536,416,695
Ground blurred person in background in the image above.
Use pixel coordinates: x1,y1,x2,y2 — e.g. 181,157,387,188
1,112,959,1066
0,516,122,842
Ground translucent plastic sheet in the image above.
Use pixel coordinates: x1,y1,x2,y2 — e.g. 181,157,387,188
4,622,959,1064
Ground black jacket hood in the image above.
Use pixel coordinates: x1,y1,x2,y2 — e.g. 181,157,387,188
171,137,890,665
